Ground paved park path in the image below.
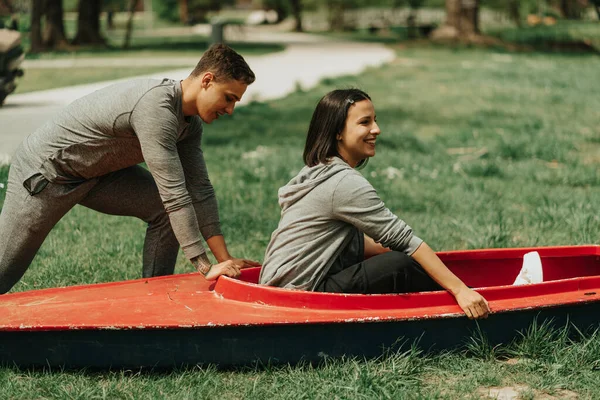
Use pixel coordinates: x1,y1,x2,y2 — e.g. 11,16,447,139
0,31,395,162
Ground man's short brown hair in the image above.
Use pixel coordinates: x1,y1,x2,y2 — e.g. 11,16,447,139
190,43,255,85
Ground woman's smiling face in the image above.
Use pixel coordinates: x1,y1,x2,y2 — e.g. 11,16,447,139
337,99,380,167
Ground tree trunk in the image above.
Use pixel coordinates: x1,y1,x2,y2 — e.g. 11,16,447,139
327,0,345,32
560,0,581,20
591,0,600,20
507,0,521,27
44,0,69,49
107,10,114,30
179,0,188,24
445,0,460,29
30,0,45,53
0,0,14,14
460,0,479,35
272,1,288,23
72,0,106,46
431,0,480,40
123,0,140,49
407,10,417,39
289,0,303,32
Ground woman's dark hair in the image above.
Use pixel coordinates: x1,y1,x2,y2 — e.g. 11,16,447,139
303,89,371,167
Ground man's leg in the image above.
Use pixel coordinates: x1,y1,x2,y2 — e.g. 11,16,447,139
316,251,443,294
79,166,179,277
0,166,94,294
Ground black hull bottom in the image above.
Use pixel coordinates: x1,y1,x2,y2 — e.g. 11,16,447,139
2,303,598,369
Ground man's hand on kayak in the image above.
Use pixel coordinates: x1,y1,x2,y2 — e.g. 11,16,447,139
203,260,243,280
192,254,261,281
229,258,261,269
192,254,243,280
454,287,490,319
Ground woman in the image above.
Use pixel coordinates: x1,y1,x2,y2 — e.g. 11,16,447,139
259,89,490,319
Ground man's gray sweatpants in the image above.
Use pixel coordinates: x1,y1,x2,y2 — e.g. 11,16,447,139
0,160,180,294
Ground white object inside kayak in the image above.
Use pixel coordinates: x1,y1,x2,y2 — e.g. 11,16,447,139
513,251,544,285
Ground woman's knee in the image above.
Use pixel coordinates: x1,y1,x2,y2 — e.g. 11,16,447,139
379,251,416,272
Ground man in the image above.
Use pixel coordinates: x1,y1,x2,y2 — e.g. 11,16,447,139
0,43,259,294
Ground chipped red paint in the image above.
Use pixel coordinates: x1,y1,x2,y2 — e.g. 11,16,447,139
1,245,599,332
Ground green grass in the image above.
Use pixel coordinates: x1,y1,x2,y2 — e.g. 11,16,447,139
1,45,600,398
15,37,282,93
316,19,600,53
23,36,284,60
14,66,186,94
486,20,600,52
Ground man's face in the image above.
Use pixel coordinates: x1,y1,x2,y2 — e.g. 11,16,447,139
197,76,248,124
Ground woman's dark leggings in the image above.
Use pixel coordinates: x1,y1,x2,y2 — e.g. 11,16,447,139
315,251,444,294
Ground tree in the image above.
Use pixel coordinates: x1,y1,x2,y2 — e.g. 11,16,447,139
326,0,347,31
44,0,68,49
187,0,227,24
0,0,14,13
72,0,106,46
264,0,289,23
506,0,521,27
560,0,584,19
289,0,302,31
592,0,600,19
155,0,233,24
179,0,188,24
123,0,140,49
406,0,425,38
327,0,367,31
104,0,126,30
30,0,44,53
431,0,480,40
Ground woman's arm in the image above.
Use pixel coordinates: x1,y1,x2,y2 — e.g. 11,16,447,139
411,242,490,319
364,235,489,319
364,234,391,259
333,173,490,318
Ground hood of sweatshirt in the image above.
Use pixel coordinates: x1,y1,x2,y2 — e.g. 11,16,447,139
278,157,351,211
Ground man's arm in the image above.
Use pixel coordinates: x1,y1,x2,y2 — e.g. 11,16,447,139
191,252,213,275
131,91,206,261
177,122,260,269
333,173,489,319
177,124,223,244
190,251,255,281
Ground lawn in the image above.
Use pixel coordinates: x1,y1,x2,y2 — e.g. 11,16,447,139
486,20,600,52
14,38,283,94
1,44,599,398
320,19,600,54
14,66,185,94
23,36,284,60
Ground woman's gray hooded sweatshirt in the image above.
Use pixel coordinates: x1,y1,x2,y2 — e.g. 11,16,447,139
259,157,423,291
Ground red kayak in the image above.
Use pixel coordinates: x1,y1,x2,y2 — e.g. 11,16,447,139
1,245,599,368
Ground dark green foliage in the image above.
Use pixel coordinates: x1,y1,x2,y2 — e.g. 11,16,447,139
153,0,181,23
486,21,600,53
153,0,235,24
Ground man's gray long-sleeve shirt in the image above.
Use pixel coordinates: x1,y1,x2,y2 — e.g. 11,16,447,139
15,78,220,260
259,157,423,291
